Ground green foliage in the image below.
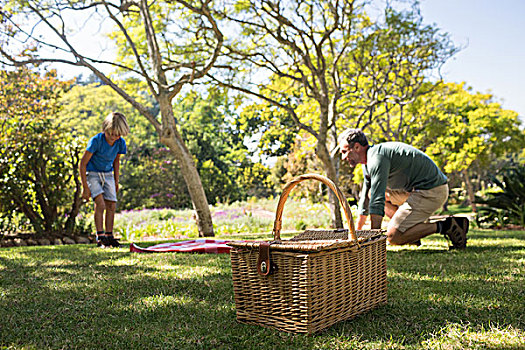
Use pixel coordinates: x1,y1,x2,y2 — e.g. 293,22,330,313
117,89,276,209
58,79,158,148
408,82,524,174
476,164,525,228
178,89,275,203
238,86,300,157
119,146,192,210
0,67,86,235
404,81,524,206
235,163,275,199
177,89,249,204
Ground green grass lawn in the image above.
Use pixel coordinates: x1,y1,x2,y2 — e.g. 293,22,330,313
0,229,524,349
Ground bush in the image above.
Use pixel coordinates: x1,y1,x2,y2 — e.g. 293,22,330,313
0,68,86,236
119,146,193,210
476,164,525,228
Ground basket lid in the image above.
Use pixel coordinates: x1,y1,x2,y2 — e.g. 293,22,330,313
227,229,385,252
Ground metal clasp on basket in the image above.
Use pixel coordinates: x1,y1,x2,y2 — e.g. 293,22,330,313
259,261,268,274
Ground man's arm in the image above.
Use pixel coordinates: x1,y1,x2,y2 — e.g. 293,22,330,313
367,155,390,218
356,215,367,230
357,169,371,229
370,214,383,230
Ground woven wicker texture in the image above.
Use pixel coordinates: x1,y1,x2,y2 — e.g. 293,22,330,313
228,228,384,252
229,174,387,333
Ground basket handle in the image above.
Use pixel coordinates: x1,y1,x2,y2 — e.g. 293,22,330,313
272,173,356,242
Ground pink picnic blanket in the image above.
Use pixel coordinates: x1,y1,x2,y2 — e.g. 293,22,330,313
130,239,234,254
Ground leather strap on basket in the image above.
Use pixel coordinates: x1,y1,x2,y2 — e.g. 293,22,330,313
257,242,272,276
272,174,357,242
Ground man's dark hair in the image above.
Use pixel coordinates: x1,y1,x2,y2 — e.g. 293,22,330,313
338,128,369,147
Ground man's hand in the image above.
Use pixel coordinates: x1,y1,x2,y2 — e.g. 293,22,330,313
357,215,367,230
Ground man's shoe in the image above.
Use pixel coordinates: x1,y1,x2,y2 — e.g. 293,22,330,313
442,216,469,249
409,239,421,246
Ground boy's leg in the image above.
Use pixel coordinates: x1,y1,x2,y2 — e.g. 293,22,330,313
103,200,121,247
104,200,116,233
93,194,106,233
101,171,120,247
86,172,107,245
93,194,109,247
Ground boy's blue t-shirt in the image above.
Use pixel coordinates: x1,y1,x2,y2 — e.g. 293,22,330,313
86,132,127,172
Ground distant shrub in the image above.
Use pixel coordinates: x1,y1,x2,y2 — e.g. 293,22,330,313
476,164,525,228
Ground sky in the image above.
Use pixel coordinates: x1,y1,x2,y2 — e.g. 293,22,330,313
419,0,525,121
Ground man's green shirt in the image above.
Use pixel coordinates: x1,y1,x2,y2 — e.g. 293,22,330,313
358,142,448,217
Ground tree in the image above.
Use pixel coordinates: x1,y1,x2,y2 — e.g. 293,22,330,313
406,82,525,211
175,89,272,204
121,88,270,209
212,0,456,226
0,0,224,236
0,67,85,236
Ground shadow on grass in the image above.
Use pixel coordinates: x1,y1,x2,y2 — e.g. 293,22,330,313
0,246,242,349
0,230,524,349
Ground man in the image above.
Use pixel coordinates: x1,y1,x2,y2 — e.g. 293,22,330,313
338,128,468,249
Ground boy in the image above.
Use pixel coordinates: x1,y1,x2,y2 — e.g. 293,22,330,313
79,112,129,248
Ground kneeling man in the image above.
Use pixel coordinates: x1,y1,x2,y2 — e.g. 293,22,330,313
338,128,468,249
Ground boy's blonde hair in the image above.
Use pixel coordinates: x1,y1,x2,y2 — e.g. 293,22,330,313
102,112,130,136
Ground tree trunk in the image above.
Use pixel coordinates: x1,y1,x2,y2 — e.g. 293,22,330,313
158,95,214,236
316,143,344,229
66,148,84,234
462,168,477,213
140,0,213,236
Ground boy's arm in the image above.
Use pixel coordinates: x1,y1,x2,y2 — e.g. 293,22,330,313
79,151,93,200
113,154,121,192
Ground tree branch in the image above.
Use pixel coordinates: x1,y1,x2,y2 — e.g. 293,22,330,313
102,0,159,97
209,74,318,138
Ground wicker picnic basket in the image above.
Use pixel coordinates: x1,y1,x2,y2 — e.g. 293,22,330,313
228,174,387,334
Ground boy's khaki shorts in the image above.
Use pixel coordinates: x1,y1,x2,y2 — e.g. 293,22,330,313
387,184,449,232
